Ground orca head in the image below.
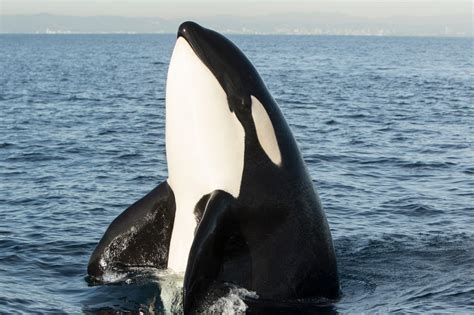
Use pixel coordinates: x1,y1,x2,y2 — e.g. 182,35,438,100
166,22,282,189
176,21,265,115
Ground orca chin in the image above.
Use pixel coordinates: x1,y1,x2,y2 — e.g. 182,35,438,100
87,21,340,313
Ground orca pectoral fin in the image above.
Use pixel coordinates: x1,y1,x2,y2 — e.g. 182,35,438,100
183,190,237,313
88,181,176,280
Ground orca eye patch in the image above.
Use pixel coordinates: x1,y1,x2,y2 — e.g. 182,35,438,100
251,95,282,166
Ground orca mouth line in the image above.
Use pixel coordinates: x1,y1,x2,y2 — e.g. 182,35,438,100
177,21,192,38
176,21,204,59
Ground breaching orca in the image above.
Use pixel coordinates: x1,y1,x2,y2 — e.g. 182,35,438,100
88,21,340,312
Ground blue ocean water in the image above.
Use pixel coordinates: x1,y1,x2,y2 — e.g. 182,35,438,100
0,34,473,314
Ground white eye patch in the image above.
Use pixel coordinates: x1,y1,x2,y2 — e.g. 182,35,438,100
251,95,282,166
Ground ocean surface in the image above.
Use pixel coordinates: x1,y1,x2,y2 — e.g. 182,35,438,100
0,34,473,314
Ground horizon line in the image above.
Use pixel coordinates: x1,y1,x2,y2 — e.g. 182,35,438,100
2,12,472,18
1,32,471,38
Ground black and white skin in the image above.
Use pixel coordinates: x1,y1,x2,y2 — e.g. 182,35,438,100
88,21,340,313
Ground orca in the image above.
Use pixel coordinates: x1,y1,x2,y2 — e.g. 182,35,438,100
87,21,340,312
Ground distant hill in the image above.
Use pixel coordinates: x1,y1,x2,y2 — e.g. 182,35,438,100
1,13,472,36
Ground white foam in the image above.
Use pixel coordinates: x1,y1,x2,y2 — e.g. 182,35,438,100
207,286,259,314
99,269,129,284
153,269,184,314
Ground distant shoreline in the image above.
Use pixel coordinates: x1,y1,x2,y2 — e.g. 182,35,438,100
1,13,471,38
0,33,472,39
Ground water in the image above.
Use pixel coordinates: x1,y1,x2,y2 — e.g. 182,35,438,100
1,34,473,314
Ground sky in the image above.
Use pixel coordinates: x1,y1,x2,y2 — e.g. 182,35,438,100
1,0,472,18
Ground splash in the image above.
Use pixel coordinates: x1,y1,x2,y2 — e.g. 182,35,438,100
154,269,184,314
207,286,258,314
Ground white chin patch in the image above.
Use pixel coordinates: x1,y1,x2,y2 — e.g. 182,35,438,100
251,95,282,166
165,37,245,272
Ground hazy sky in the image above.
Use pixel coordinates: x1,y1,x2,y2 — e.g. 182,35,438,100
1,0,472,18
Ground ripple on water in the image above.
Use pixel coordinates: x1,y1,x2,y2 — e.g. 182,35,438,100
0,34,472,314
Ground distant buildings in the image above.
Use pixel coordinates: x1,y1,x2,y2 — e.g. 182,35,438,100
1,13,471,37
